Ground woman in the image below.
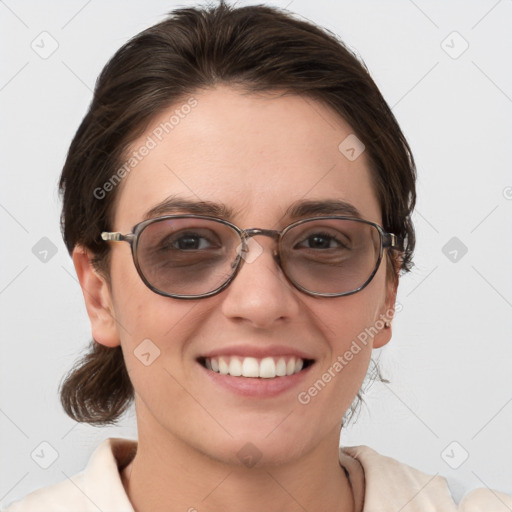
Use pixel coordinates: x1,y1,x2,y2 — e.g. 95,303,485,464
4,2,511,511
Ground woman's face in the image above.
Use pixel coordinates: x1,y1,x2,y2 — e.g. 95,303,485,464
84,85,396,466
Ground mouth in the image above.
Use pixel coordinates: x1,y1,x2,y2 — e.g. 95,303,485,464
197,355,315,379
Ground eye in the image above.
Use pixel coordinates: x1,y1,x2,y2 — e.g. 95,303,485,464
170,233,211,251
167,231,217,251
294,231,349,250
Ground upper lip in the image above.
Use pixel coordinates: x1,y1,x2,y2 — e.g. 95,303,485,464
198,345,316,361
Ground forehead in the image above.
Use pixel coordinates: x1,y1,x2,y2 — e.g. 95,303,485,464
113,85,381,230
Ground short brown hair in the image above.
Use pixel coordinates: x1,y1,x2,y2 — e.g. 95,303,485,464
59,1,416,425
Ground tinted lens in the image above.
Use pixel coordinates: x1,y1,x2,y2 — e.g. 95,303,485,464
280,218,382,295
136,218,240,296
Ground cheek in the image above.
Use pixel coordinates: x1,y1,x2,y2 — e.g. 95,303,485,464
108,253,194,361
316,275,388,352
107,253,223,388
306,265,390,389
111,286,202,416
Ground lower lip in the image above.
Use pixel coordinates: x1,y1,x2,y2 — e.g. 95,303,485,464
198,361,314,398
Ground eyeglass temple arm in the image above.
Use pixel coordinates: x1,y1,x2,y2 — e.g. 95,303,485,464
101,232,135,242
383,233,404,251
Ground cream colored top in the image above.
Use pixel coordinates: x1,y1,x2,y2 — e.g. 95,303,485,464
3,438,512,511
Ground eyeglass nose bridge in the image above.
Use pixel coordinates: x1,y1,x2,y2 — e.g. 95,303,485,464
239,227,282,258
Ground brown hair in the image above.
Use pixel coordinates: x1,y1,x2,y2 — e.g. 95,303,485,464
58,0,416,425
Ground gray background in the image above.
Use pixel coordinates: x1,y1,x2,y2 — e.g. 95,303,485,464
1,0,511,507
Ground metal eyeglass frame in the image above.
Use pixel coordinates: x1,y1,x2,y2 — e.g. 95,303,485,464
101,214,404,300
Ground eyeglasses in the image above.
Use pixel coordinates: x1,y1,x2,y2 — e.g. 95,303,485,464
101,215,403,299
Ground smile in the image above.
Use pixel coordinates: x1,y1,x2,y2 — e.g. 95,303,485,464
198,356,314,379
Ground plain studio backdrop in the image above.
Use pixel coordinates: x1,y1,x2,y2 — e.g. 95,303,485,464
1,0,511,507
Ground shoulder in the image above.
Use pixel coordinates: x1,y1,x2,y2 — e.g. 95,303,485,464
2,438,137,512
3,473,88,512
340,445,512,511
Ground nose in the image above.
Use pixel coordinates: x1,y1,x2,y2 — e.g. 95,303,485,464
220,235,301,328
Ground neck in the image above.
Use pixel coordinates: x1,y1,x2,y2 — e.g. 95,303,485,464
122,416,355,512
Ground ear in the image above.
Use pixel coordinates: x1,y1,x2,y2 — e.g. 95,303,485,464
372,263,399,349
72,246,120,348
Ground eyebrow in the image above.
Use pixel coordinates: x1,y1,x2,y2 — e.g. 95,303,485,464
143,196,363,223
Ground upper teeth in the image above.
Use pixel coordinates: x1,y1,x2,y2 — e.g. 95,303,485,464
205,356,304,378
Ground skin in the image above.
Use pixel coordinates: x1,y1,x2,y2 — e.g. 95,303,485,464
73,84,398,512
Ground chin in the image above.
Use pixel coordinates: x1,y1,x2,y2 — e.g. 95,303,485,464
197,420,314,469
